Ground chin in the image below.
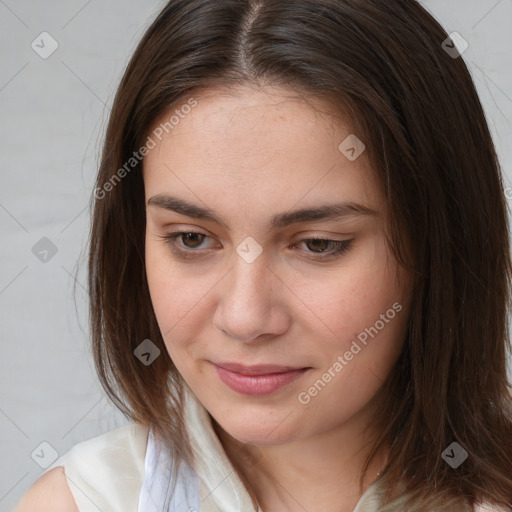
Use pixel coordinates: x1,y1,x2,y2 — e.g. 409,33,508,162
210,408,304,446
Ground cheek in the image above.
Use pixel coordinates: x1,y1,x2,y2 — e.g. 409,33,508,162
145,237,224,373
294,244,403,348
145,231,407,360
293,245,408,405
297,297,407,429
145,239,202,337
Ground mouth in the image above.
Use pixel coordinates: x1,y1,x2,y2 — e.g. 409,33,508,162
212,361,310,375
211,361,312,395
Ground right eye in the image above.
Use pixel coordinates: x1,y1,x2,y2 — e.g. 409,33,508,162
157,231,219,259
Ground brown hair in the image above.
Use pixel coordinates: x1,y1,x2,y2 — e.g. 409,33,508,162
88,0,512,510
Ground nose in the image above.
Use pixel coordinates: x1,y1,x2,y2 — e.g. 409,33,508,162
212,252,290,343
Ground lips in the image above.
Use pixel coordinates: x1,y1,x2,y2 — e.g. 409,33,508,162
212,362,308,375
211,361,311,395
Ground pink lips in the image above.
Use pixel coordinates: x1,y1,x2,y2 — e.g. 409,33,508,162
212,362,310,395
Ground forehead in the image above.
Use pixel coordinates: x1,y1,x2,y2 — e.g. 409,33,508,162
146,84,353,158
142,84,384,223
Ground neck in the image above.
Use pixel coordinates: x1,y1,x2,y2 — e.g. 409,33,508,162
211,401,388,512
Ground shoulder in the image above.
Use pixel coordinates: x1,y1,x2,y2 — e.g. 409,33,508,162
15,422,149,512
14,466,77,512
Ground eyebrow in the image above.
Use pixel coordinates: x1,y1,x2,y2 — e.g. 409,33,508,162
147,194,378,229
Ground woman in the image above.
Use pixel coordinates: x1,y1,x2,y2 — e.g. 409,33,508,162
16,0,512,510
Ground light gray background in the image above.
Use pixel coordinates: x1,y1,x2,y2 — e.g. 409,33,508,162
1,1,511,510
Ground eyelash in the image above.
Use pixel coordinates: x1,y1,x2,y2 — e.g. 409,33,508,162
158,231,353,261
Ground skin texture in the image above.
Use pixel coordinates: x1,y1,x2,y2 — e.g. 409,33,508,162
144,84,413,512
14,467,77,511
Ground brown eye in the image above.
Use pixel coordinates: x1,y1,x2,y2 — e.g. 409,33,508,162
294,238,354,259
304,238,331,253
180,232,205,248
158,231,217,260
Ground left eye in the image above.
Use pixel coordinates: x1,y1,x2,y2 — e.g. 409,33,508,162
159,232,353,260
291,237,353,259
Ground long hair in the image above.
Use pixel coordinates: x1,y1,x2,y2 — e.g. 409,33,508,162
88,1,512,510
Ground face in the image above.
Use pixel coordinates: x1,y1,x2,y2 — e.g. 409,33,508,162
143,84,412,446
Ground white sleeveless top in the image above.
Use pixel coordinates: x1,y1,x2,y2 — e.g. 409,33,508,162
42,387,507,512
